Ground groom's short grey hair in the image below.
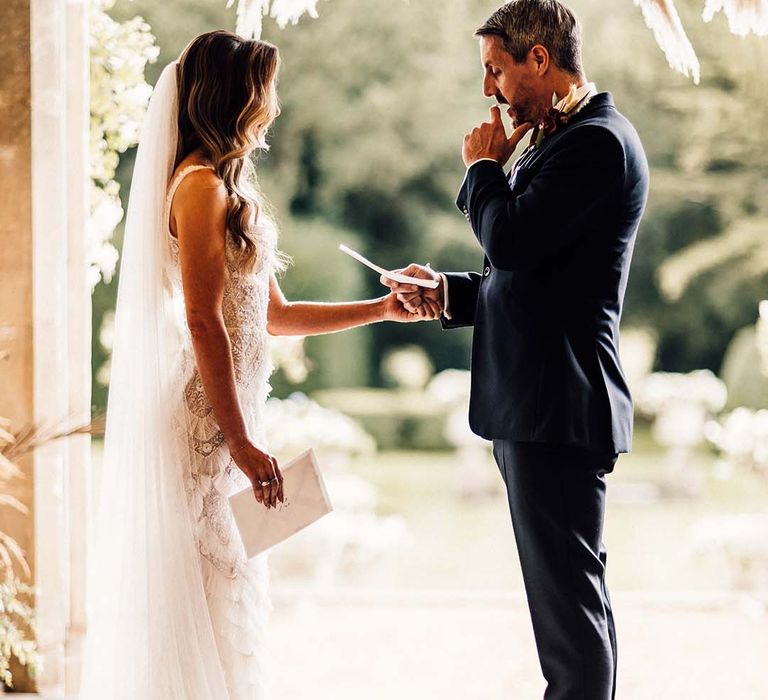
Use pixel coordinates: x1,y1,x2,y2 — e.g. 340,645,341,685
476,0,583,76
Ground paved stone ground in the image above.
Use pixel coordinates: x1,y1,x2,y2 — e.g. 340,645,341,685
267,590,768,700
18,591,767,699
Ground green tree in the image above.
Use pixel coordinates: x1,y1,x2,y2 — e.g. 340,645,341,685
99,0,768,405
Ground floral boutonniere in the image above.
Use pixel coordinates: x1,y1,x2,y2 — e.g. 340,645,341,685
530,83,598,149
532,106,570,148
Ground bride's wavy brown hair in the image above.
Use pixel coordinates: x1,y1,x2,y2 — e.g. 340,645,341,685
175,30,288,272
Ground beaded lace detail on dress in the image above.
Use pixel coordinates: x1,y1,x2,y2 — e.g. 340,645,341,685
164,164,277,699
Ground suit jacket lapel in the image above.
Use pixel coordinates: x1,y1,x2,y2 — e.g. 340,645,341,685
507,144,536,189
505,93,613,189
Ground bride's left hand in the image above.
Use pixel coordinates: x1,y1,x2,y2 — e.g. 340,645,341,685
381,292,441,323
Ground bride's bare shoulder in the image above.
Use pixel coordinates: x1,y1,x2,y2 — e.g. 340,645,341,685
172,157,225,205
174,168,224,199
170,161,227,237
173,155,222,191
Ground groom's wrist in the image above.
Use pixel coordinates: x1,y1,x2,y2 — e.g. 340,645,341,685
465,157,500,170
439,273,452,320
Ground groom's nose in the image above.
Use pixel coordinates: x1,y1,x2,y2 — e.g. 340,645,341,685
482,73,495,98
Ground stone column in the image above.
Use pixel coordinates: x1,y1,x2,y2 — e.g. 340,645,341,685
31,0,71,693
64,0,92,694
0,0,91,693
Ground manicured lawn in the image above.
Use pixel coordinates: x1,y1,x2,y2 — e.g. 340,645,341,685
340,426,768,593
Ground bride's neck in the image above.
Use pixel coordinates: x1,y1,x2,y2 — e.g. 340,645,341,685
186,147,213,167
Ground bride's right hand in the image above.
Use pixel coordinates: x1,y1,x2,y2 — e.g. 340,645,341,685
230,441,285,509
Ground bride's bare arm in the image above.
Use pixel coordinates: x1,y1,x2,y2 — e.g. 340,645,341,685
173,171,283,507
174,172,246,445
267,274,438,336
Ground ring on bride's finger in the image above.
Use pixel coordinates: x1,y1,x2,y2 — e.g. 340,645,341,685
260,480,271,487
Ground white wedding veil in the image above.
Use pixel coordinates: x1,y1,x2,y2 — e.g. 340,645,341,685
79,62,229,698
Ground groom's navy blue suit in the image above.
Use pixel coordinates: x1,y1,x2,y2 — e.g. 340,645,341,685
443,93,648,700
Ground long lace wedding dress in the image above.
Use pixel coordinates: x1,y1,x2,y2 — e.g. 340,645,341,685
79,62,278,700
163,163,276,699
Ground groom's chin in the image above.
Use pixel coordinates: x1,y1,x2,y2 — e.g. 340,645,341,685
507,108,524,128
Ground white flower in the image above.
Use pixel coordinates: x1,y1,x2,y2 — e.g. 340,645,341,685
618,326,658,392
703,0,768,37
707,406,768,474
634,0,700,84
264,394,376,457
270,336,312,384
99,311,116,353
269,0,320,28
637,369,728,415
88,2,157,288
230,0,321,39
690,513,768,561
381,345,434,390
757,300,768,375
427,369,472,406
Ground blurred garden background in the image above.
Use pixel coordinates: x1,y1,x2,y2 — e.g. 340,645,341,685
95,0,768,697
3,0,768,697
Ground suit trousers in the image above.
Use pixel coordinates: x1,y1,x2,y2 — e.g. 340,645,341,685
492,440,618,700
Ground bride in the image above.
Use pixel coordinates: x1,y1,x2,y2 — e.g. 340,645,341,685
79,30,436,700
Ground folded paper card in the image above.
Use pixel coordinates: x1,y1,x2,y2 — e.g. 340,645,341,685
338,244,440,289
228,448,333,558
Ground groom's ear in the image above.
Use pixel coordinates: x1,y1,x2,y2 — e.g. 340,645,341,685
530,45,550,76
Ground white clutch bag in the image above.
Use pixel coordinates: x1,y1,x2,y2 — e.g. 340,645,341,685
228,448,333,558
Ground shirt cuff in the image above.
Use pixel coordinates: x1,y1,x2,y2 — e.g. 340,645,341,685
439,273,452,321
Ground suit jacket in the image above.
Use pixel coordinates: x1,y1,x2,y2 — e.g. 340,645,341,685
444,92,648,454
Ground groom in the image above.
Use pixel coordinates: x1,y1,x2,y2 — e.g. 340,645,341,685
383,2,648,698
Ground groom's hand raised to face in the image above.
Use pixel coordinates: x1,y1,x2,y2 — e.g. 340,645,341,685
380,264,444,319
462,105,531,168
